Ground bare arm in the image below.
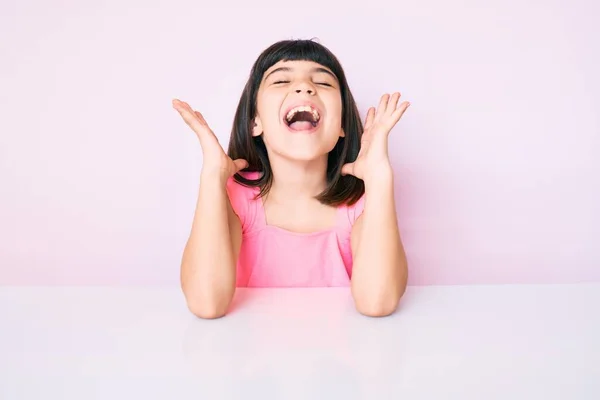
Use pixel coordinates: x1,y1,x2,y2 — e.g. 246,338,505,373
180,172,242,319
350,168,408,317
173,98,247,319
341,93,411,317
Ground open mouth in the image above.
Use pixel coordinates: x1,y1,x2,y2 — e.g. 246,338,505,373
284,105,321,131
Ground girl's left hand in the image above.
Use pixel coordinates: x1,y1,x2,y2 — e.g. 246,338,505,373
341,92,410,183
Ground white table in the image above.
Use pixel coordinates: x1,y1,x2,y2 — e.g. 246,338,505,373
1,284,598,399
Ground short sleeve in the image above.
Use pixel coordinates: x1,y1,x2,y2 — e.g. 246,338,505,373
225,175,258,233
346,194,366,225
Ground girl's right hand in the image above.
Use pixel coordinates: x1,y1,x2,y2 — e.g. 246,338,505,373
172,99,248,181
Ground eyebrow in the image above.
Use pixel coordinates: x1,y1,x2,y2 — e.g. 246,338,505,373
263,66,337,82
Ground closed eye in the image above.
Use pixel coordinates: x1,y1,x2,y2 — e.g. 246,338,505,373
272,80,333,87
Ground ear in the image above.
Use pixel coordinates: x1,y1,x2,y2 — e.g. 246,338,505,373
340,127,345,138
252,116,263,137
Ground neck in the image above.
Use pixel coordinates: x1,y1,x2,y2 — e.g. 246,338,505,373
268,155,328,201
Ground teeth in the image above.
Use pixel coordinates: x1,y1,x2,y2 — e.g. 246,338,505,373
285,105,320,122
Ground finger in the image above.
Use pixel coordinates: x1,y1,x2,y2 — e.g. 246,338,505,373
384,101,410,132
390,101,410,123
341,162,354,176
232,158,249,172
173,100,199,125
173,100,215,140
375,93,390,119
194,111,208,127
175,107,199,129
363,107,376,131
387,92,401,115
173,99,195,115
173,99,202,121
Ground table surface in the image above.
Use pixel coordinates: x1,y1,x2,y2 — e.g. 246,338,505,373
1,284,599,399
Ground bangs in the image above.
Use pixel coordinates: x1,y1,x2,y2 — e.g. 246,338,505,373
252,39,343,82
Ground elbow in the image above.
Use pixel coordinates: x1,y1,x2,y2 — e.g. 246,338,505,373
182,284,233,320
352,285,406,318
180,263,235,319
186,299,229,319
354,297,399,317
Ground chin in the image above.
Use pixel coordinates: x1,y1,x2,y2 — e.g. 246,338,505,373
265,142,328,163
276,149,328,163
263,125,341,163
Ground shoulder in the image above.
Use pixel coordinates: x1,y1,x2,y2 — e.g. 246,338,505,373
226,171,260,198
226,171,261,232
339,193,366,228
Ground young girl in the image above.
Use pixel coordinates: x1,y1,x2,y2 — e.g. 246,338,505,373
173,39,410,319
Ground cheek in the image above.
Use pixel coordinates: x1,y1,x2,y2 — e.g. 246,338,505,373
256,94,283,126
324,96,343,123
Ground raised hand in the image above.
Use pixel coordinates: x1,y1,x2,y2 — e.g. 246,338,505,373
172,99,247,181
341,92,410,183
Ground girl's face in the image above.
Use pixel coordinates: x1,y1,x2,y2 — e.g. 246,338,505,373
252,60,344,162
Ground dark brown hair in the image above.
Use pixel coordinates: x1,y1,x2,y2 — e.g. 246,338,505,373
226,39,364,206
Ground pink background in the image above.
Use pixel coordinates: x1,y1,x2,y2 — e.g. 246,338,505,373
1,1,598,286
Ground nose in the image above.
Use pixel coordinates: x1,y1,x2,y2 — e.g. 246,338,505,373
293,80,316,95
295,88,314,95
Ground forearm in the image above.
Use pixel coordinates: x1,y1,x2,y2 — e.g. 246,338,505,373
180,172,237,318
351,169,408,316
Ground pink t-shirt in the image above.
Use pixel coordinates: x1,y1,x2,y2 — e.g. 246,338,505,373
226,172,365,288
